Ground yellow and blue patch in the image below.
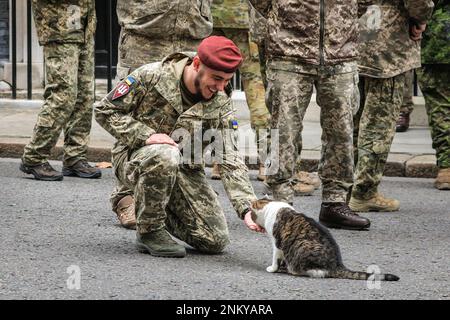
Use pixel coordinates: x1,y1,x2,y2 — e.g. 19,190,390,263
230,119,238,130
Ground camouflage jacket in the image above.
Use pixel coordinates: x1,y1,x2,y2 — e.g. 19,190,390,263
32,0,96,45
95,53,257,218
358,0,435,78
212,0,250,29
117,0,213,40
422,0,450,64
249,0,359,65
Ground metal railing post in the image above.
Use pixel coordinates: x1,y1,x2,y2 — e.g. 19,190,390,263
27,0,32,99
11,0,17,99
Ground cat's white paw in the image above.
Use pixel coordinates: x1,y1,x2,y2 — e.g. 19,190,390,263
266,266,278,273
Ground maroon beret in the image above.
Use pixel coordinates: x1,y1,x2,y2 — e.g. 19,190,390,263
197,36,243,73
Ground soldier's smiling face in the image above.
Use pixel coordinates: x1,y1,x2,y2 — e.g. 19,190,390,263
193,57,234,100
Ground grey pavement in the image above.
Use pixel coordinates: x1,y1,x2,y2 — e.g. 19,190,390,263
0,157,449,300
0,91,438,177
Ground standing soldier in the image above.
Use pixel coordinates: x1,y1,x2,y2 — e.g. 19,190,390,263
20,0,101,181
95,36,261,257
211,0,270,182
111,0,214,229
250,0,371,230
417,0,450,190
349,0,435,212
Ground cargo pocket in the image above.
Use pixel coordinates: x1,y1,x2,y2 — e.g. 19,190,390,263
36,114,55,128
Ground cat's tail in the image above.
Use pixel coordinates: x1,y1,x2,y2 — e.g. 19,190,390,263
328,267,400,281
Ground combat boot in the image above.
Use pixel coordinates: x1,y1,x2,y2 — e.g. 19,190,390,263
296,171,321,189
319,202,371,230
20,161,63,181
136,230,186,258
257,163,266,181
63,159,101,179
211,163,221,180
114,195,136,229
349,193,400,212
435,168,450,190
293,182,315,196
396,112,410,132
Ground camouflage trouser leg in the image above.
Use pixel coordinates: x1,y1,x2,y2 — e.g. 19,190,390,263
22,41,93,166
63,38,95,166
352,74,405,200
266,67,355,203
400,69,415,114
316,71,356,203
166,167,229,253
116,144,229,252
213,29,270,161
265,68,313,203
417,65,450,169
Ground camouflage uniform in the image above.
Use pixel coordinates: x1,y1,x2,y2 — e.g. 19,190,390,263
212,0,270,136
400,69,415,114
417,0,450,170
22,0,96,167
112,0,214,209
352,0,435,201
95,53,257,251
250,0,360,204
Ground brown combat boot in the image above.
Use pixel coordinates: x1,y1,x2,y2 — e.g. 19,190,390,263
211,163,221,180
296,171,321,189
396,112,410,132
435,168,450,190
63,159,101,179
115,195,136,229
20,161,63,181
293,182,315,196
319,202,371,230
349,193,400,212
257,163,266,181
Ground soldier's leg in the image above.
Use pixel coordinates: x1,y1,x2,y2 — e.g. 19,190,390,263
417,65,450,189
396,69,415,132
351,74,405,202
121,144,181,234
166,167,230,254
265,67,314,203
62,36,95,167
22,43,79,165
315,71,357,203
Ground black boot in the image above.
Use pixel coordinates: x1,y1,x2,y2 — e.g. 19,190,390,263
63,160,101,179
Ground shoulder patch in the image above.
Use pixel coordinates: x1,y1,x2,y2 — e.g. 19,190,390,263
230,119,238,130
112,80,132,100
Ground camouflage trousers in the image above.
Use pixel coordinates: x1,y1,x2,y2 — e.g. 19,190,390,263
265,63,358,204
400,69,415,114
417,64,450,169
352,74,406,200
115,144,230,253
212,28,270,132
22,40,95,166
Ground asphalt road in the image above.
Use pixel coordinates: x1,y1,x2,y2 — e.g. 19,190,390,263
0,158,449,300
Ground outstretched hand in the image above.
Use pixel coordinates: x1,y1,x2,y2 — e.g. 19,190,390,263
244,211,265,233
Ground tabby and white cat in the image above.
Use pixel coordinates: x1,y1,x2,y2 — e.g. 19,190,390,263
251,199,399,281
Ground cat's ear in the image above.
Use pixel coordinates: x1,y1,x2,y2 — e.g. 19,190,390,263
263,194,270,200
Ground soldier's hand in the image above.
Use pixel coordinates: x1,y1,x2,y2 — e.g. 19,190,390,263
409,23,427,41
244,211,265,233
146,133,178,147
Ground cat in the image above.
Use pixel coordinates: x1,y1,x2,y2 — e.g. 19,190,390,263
250,199,399,281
